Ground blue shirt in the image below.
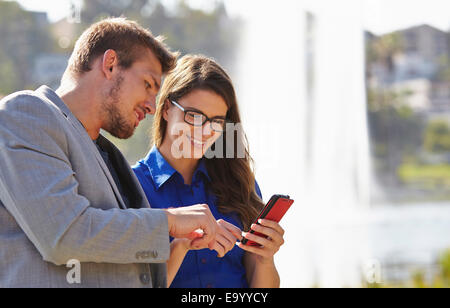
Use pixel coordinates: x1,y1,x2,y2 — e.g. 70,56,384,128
133,146,262,288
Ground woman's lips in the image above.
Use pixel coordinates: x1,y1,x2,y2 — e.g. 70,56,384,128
187,135,207,148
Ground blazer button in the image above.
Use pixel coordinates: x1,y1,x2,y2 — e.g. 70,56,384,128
140,273,150,285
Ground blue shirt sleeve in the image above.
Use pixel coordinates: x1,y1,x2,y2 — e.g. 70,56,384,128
255,180,263,200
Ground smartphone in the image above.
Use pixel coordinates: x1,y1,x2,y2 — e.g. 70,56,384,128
241,194,294,246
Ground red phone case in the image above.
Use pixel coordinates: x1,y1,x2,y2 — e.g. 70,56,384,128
242,195,294,246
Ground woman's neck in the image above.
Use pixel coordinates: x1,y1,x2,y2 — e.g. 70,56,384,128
158,141,199,185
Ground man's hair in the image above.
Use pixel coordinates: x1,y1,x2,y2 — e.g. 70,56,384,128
67,17,178,76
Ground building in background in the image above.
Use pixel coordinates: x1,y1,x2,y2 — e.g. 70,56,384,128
33,53,69,89
367,24,450,115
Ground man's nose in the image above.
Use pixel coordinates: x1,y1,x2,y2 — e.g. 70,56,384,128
144,96,156,115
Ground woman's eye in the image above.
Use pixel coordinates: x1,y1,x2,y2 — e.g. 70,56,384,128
145,81,151,89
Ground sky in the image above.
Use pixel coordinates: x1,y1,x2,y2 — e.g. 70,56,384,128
9,0,450,34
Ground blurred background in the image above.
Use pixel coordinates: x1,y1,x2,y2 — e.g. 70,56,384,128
0,0,449,287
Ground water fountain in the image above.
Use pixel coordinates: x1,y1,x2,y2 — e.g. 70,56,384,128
235,0,372,287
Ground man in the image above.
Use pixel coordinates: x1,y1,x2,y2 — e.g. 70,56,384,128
0,17,218,288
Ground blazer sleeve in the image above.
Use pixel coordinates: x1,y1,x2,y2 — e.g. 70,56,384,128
0,94,169,266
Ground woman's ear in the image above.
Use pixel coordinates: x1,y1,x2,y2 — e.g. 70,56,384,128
162,99,170,121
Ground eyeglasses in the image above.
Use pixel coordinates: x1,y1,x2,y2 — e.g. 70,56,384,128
171,100,228,133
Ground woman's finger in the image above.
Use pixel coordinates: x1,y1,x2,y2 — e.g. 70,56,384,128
218,219,243,241
217,224,239,247
242,232,276,251
236,242,272,259
216,233,234,253
250,223,284,246
209,240,226,258
258,219,285,236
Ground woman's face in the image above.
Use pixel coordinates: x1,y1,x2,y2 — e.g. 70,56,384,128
163,89,228,160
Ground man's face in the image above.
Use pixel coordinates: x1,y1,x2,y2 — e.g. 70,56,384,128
101,48,162,139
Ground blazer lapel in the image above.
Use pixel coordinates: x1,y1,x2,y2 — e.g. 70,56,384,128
97,135,147,209
35,86,128,210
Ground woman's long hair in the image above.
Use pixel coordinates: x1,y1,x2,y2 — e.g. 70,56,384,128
152,55,264,230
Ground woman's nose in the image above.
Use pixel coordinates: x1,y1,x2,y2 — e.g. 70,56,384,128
202,121,214,137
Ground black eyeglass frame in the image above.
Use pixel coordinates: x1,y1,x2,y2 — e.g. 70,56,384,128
170,100,229,133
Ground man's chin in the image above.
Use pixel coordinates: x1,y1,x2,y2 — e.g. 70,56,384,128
107,126,136,140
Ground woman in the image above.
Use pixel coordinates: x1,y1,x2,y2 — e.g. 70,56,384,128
133,55,286,288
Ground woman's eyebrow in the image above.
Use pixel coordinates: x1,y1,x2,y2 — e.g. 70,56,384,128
185,107,227,119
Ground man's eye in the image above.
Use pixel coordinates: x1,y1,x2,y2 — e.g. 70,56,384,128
145,81,151,89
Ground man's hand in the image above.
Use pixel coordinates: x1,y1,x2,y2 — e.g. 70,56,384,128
165,204,217,248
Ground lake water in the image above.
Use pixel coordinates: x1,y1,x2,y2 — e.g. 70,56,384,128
277,201,450,287
366,202,450,284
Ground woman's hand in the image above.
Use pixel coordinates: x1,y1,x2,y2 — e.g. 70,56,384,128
209,219,242,258
237,219,285,264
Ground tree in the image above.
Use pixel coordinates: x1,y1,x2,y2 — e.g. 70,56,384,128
0,48,20,95
0,0,52,93
424,120,450,154
76,0,241,72
366,32,404,75
367,87,426,187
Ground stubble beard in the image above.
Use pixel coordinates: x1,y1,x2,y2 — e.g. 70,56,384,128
101,75,136,140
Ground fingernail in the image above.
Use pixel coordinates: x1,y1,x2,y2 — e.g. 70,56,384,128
258,219,263,224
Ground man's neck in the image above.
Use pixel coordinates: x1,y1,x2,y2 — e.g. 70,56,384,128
56,77,103,140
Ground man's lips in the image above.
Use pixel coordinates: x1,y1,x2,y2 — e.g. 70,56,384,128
135,109,145,122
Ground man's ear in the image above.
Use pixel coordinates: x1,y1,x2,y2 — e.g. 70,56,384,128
102,49,118,79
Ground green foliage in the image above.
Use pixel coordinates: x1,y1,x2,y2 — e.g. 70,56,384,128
397,163,450,196
0,49,20,95
440,249,450,282
77,0,240,70
366,29,450,202
424,120,450,154
367,88,425,162
436,55,450,82
0,0,52,94
366,32,404,72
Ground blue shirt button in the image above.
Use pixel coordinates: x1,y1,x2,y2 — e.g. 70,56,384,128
132,146,260,288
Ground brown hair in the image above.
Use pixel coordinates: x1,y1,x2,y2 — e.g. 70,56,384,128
67,17,177,75
153,55,264,230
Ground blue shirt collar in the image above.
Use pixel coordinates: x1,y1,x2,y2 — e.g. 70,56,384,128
142,146,211,190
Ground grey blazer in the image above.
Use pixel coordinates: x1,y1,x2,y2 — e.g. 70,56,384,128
0,86,170,288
